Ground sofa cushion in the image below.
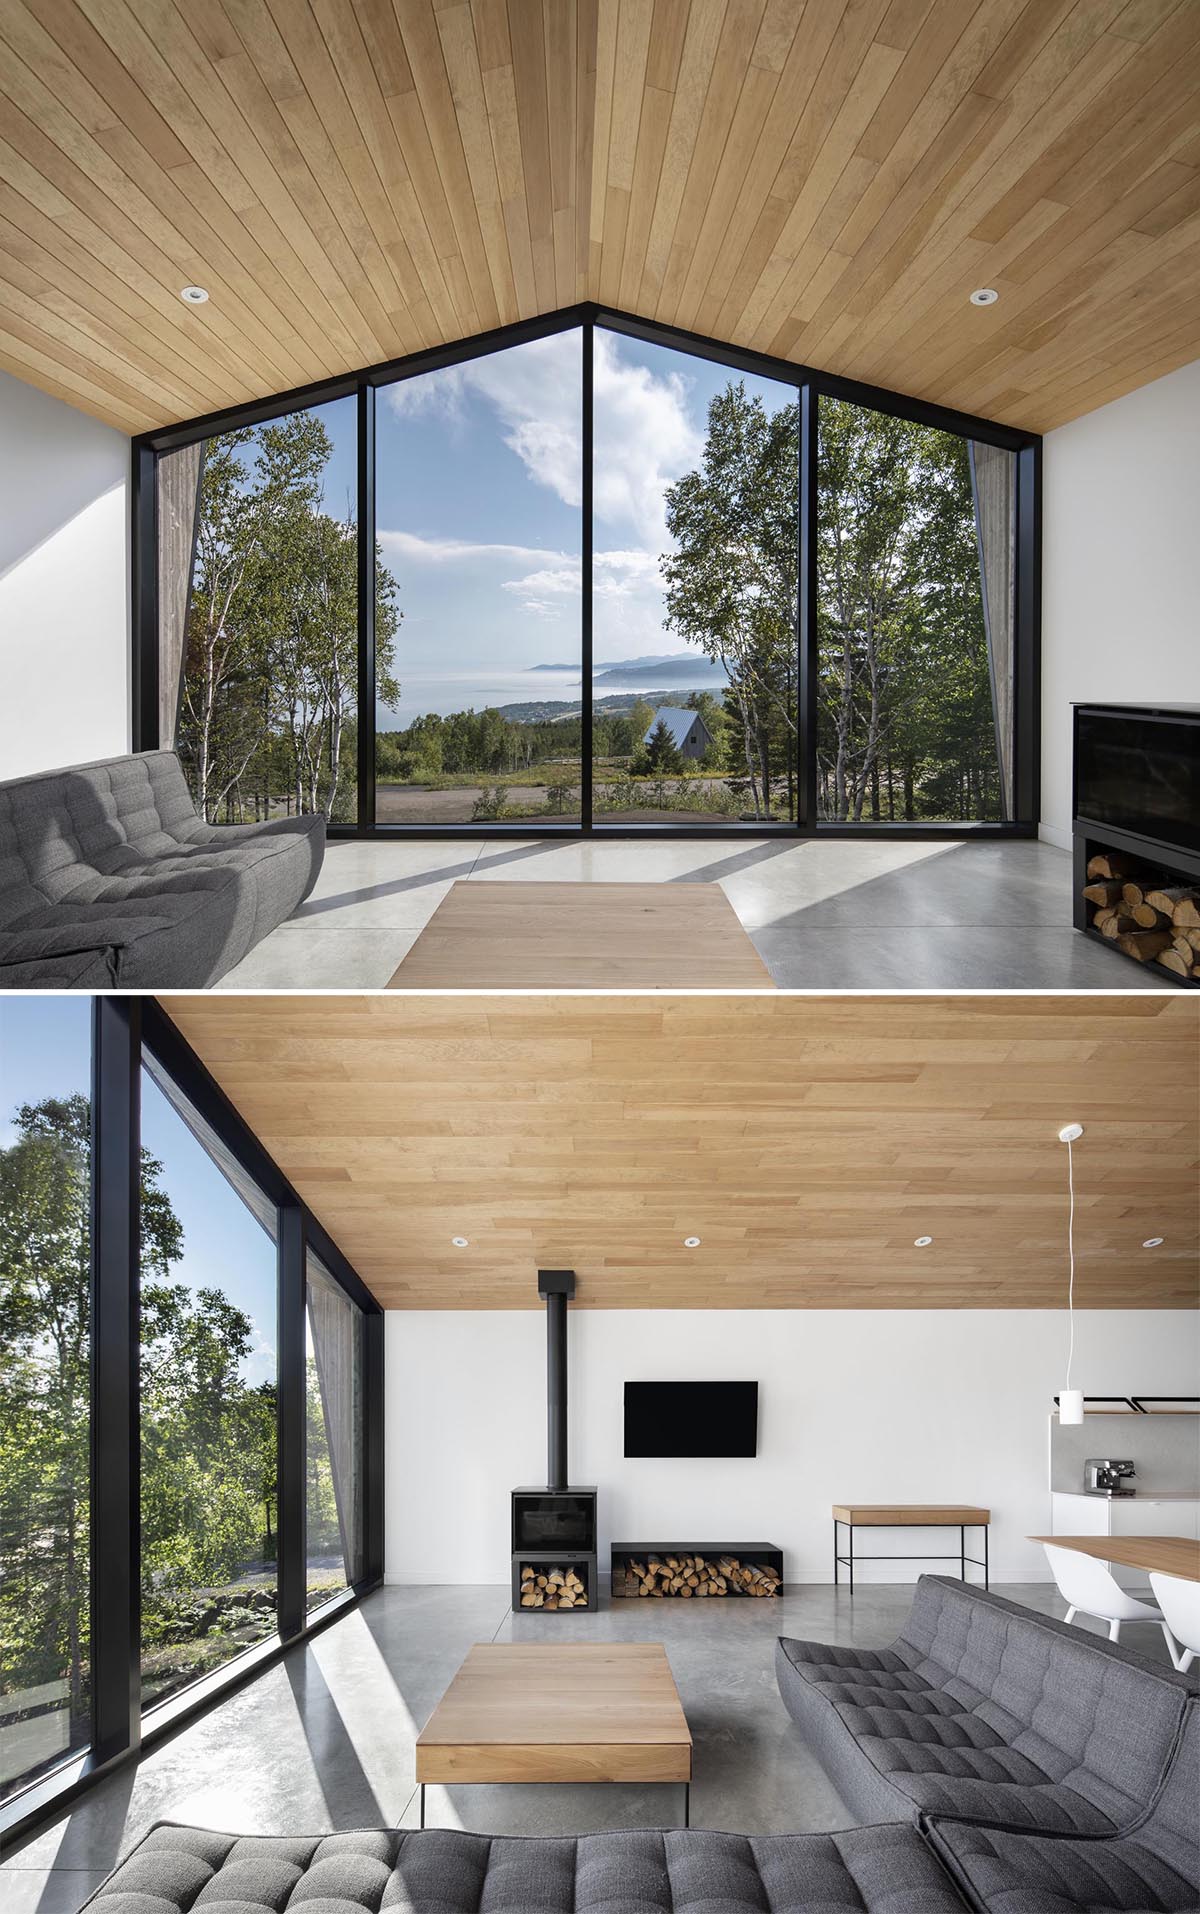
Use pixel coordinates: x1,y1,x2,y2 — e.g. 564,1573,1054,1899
85,1821,969,1914
777,1579,1195,1835
924,1701,1200,1913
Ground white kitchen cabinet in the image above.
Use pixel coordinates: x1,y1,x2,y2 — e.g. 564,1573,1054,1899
1050,1492,1200,1585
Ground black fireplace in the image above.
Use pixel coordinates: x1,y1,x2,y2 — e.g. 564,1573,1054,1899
511,1270,597,1612
1072,703,1200,987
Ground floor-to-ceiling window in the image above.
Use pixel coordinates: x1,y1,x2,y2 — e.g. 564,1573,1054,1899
139,1053,280,1711
140,311,1036,836
0,999,92,1803
158,395,361,827
375,329,584,824
592,328,799,824
305,1251,365,1612
1,1001,380,1845
816,398,1015,824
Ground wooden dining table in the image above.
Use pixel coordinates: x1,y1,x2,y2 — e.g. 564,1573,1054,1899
1029,1534,1200,1581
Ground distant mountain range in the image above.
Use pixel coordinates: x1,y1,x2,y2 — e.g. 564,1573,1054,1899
488,689,724,724
595,657,724,685
528,652,726,685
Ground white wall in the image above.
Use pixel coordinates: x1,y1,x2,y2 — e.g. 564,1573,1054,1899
0,368,130,780
1040,358,1200,848
385,1309,1199,1587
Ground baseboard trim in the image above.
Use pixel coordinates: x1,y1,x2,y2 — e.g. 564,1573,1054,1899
1038,822,1071,851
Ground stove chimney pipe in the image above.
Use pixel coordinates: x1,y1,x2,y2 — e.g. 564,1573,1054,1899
537,1269,575,1491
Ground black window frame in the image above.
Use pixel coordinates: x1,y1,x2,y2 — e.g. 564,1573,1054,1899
132,302,1040,839
1,997,384,1852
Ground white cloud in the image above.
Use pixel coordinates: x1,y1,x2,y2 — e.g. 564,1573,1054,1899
379,529,570,569
593,333,702,544
380,331,710,655
381,328,702,548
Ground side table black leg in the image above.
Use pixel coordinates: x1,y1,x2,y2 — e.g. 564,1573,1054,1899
419,1784,425,1829
984,1525,989,1590
683,1781,690,1828
833,1518,839,1586
848,1523,854,1595
961,1526,966,1582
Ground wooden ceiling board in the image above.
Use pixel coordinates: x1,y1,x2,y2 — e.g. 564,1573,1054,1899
0,0,1196,435
158,994,1200,1311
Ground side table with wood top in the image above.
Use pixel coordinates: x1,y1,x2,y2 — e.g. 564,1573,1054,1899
832,1504,990,1591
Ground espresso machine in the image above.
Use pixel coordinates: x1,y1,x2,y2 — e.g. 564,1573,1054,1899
1084,1458,1137,1497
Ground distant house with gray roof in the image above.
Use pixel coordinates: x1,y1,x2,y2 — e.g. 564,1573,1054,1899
643,706,714,761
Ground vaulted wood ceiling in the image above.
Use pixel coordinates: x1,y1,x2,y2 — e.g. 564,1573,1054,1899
160,993,1200,1310
1,0,1198,437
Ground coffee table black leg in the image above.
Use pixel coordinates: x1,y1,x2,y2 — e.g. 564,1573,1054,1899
961,1525,966,1582
419,1784,425,1829
683,1781,690,1828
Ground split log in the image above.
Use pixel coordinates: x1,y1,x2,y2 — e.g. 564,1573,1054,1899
1087,852,1139,880
1157,948,1193,977
1146,886,1195,916
1174,929,1200,954
1100,913,1137,939
1172,896,1200,928
1121,881,1149,910
1115,930,1174,962
1082,881,1125,907
1131,903,1172,929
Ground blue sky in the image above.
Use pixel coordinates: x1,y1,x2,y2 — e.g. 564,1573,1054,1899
1,1001,276,1387
312,329,796,727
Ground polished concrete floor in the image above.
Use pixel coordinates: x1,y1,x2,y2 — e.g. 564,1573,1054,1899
3,1577,1176,1912
217,836,1168,990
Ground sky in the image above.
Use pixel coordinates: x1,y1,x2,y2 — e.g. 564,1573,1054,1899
311,328,797,728
1,1001,276,1388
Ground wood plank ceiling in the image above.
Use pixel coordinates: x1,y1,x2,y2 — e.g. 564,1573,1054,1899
1,0,1198,437
160,993,1200,1310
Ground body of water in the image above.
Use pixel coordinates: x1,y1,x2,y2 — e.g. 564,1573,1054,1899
377,666,727,727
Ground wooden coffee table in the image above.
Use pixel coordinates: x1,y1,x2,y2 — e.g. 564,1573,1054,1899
415,1643,693,1826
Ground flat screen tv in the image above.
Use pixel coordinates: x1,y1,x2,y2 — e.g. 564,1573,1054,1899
623,1381,758,1458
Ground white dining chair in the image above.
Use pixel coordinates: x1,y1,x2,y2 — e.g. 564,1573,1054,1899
1149,1570,1200,1672
1043,1543,1179,1656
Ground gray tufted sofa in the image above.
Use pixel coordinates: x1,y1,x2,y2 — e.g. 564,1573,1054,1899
0,751,324,988
79,1823,969,1914
775,1576,1197,1836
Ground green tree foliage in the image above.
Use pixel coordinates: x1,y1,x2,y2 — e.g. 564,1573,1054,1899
817,399,1001,822
178,414,400,825
641,718,684,774
662,382,798,819
1,1088,347,1773
659,382,1002,824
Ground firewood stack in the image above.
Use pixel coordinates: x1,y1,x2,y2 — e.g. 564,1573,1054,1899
615,1553,781,1598
1084,854,1200,980
519,1564,587,1609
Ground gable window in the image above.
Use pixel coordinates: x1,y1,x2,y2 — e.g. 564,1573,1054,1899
137,310,1039,836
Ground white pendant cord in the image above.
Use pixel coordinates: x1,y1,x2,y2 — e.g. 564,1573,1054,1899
1065,1135,1076,1391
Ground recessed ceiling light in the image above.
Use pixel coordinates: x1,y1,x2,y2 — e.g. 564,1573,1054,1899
969,287,998,306
180,285,209,304
683,1237,701,1249
451,1236,469,1248
914,1236,933,1248
1143,1237,1164,1249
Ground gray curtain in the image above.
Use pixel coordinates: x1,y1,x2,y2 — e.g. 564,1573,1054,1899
307,1255,364,1584
968,441,1016,821
156,442,205,750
